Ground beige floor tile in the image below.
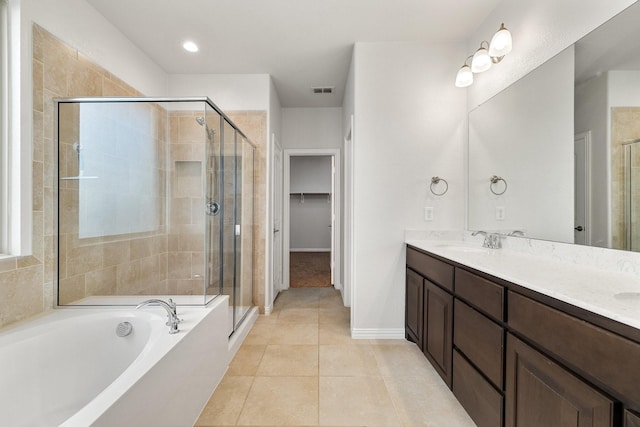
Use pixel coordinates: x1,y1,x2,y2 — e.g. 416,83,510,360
319,344,380,377
319,322,369,345
269,322,318,345
372,343,439,377
257,344,319,376
278,307,319,324
319,376,401,426
243,322,273,345
236,376,319,426
317,294,344,309
318,307,350,324
228,344,266,376
384,375,475,427
195,376,254,426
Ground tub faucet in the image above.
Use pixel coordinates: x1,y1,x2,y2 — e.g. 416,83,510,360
136,299,181,334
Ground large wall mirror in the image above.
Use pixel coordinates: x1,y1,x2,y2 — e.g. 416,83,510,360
468,2,640,252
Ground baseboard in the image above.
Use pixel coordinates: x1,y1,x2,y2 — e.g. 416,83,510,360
290,248,331,252
350,328,406,340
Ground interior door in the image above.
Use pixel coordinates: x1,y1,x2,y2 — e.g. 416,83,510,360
574,132,590,245
272,140,283,303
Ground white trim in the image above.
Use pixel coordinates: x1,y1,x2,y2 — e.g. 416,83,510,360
283,148,341,291
350,328,406,340
290,248,331,252
574,131,592,246
228,306,259,360
1,0,31,257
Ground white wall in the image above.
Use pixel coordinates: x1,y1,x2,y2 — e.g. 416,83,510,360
168,74,271,111
575,73,609,247
467,0,636,110
468,47,575,243
281,108,343,149
351,41,467,336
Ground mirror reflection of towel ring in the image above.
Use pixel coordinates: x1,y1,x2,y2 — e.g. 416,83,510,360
490,175,507,195
430,176,448,196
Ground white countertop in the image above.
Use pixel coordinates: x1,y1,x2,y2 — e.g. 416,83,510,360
406,239,640,331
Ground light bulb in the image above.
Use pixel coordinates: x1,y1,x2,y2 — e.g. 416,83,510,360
183,41,199,53
489,23,512,58
455,65,473,87
471,46,492,73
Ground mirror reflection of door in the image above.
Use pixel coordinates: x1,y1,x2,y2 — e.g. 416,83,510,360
272,138,284,302
574,132,591,245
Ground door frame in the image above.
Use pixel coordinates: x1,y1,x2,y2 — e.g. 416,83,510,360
574,131,592,245
283,148,341,291
269,134,284,312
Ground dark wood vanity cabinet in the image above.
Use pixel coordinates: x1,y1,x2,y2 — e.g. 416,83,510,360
423,279,453,386
625,411,640,427
506,333,615,427
453,270,505,427
405,244,640,427
405,247,454,387
405,268,423,347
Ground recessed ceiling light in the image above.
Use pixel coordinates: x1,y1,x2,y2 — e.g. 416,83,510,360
183,41,199,53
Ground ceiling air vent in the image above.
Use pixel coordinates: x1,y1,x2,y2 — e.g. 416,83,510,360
312,86,334,94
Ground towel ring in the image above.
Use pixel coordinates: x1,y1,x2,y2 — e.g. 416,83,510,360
430,176,448,196
490,175,507,195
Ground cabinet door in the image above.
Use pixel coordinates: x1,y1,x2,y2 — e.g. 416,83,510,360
424,279,453,387
626,410,640,427
405,268,423,347
506,333,614,427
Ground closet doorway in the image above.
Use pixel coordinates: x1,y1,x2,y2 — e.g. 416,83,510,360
283,149,340,291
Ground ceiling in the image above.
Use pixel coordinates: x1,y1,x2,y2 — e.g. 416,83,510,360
575,2,640,85
87,0,501,108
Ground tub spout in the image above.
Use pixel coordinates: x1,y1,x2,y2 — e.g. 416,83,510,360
136,299,180,334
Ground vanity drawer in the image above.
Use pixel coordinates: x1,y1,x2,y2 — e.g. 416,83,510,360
455,268,504,321
454,299,504,389
453,349,503,427
509,291,640,405
406,247,454,291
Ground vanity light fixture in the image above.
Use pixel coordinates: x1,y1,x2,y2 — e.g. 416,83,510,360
182,40,199,53
471,41,492,73
455,56,474,88
455,23,513,87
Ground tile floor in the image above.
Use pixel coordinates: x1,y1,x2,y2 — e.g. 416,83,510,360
195,287,476,427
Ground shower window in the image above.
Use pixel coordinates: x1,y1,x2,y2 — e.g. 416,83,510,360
76,103,160,238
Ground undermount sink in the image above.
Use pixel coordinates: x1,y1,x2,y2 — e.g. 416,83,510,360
613,292,640,300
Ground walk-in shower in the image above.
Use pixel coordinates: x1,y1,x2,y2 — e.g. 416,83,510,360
55,97,255,335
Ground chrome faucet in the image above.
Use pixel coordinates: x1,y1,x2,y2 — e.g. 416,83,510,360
472,230,502,249
136,299,181,334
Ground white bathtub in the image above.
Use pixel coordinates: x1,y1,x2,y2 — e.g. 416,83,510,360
0,295,229,427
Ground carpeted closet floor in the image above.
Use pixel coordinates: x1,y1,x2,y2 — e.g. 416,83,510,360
290,252,332,288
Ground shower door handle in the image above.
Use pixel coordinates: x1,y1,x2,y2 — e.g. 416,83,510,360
206,201,220,216
574,226,584,232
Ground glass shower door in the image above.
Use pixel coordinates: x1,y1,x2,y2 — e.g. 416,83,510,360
205,107,223,304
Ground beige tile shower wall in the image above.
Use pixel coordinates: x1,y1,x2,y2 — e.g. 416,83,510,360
168,112,208,295
226,112,267,313
611,107,640,250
